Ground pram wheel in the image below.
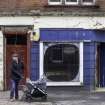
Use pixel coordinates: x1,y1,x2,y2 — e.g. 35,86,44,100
21,93,26,101
22,77,47,102
42,95,47,101
25,93,33,102
27,97,32,103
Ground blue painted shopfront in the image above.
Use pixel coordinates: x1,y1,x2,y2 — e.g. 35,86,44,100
30,28,105,90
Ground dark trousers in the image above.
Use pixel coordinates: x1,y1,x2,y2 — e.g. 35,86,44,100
10,79,19,99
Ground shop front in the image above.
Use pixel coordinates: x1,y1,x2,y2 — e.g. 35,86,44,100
0,17,105,91
30,28,105,91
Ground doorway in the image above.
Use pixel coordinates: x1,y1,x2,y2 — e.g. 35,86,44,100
5,34,28,90
96,43,105,88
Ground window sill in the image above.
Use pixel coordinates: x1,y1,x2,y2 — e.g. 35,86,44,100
45,4,99,8
47,82,83,86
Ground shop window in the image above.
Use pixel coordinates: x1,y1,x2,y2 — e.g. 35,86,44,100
50,45,63,63
44,43,80,82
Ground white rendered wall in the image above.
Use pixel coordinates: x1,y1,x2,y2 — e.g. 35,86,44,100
0,31,3,90
34,16,105,29
0,16,104,29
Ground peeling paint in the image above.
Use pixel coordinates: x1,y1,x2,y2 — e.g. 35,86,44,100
0,31,3,90
0,80,3,90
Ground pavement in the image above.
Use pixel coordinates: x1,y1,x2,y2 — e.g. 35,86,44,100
0,88,105,105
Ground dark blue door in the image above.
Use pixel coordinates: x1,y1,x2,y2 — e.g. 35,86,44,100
100,43,105,87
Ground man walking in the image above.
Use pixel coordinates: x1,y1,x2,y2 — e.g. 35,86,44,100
10,53,24,101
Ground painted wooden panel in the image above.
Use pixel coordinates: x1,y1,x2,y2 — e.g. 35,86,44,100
30,42,39,81
40,29,105,42
99,44,105,87
83,42,96,90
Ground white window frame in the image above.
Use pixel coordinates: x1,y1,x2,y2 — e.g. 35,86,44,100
48,0,62,5
65,0,79,5
81,0,96,5
40,42,83,86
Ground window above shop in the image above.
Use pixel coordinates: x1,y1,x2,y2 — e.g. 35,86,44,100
65,0,79,5
48,0,96,5
81,0,95,5
48,0,62,5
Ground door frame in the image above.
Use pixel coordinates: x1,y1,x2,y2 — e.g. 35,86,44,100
40,42,84,86
3,31,31,90
96,42,105,89
96,43,100,88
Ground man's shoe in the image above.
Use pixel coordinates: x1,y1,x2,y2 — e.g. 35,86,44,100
10,98,15,102
15,97,19,101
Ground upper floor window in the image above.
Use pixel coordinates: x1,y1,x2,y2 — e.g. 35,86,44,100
48,0,95,5
82,0,95,5
65,0,79,5
48,0,62,5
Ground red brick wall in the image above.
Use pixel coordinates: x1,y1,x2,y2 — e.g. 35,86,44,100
0,0,105,14
0,0,48,11
98,0,105,10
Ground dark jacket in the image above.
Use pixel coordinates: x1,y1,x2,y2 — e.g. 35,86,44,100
10,60,24,81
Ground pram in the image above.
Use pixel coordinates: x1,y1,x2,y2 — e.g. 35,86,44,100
21,75,47,102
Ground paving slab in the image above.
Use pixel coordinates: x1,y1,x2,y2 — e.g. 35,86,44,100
0,90,105,105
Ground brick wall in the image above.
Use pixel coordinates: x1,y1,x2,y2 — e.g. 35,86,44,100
0,0,47,11
0,0,105,15
98,0,105,10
